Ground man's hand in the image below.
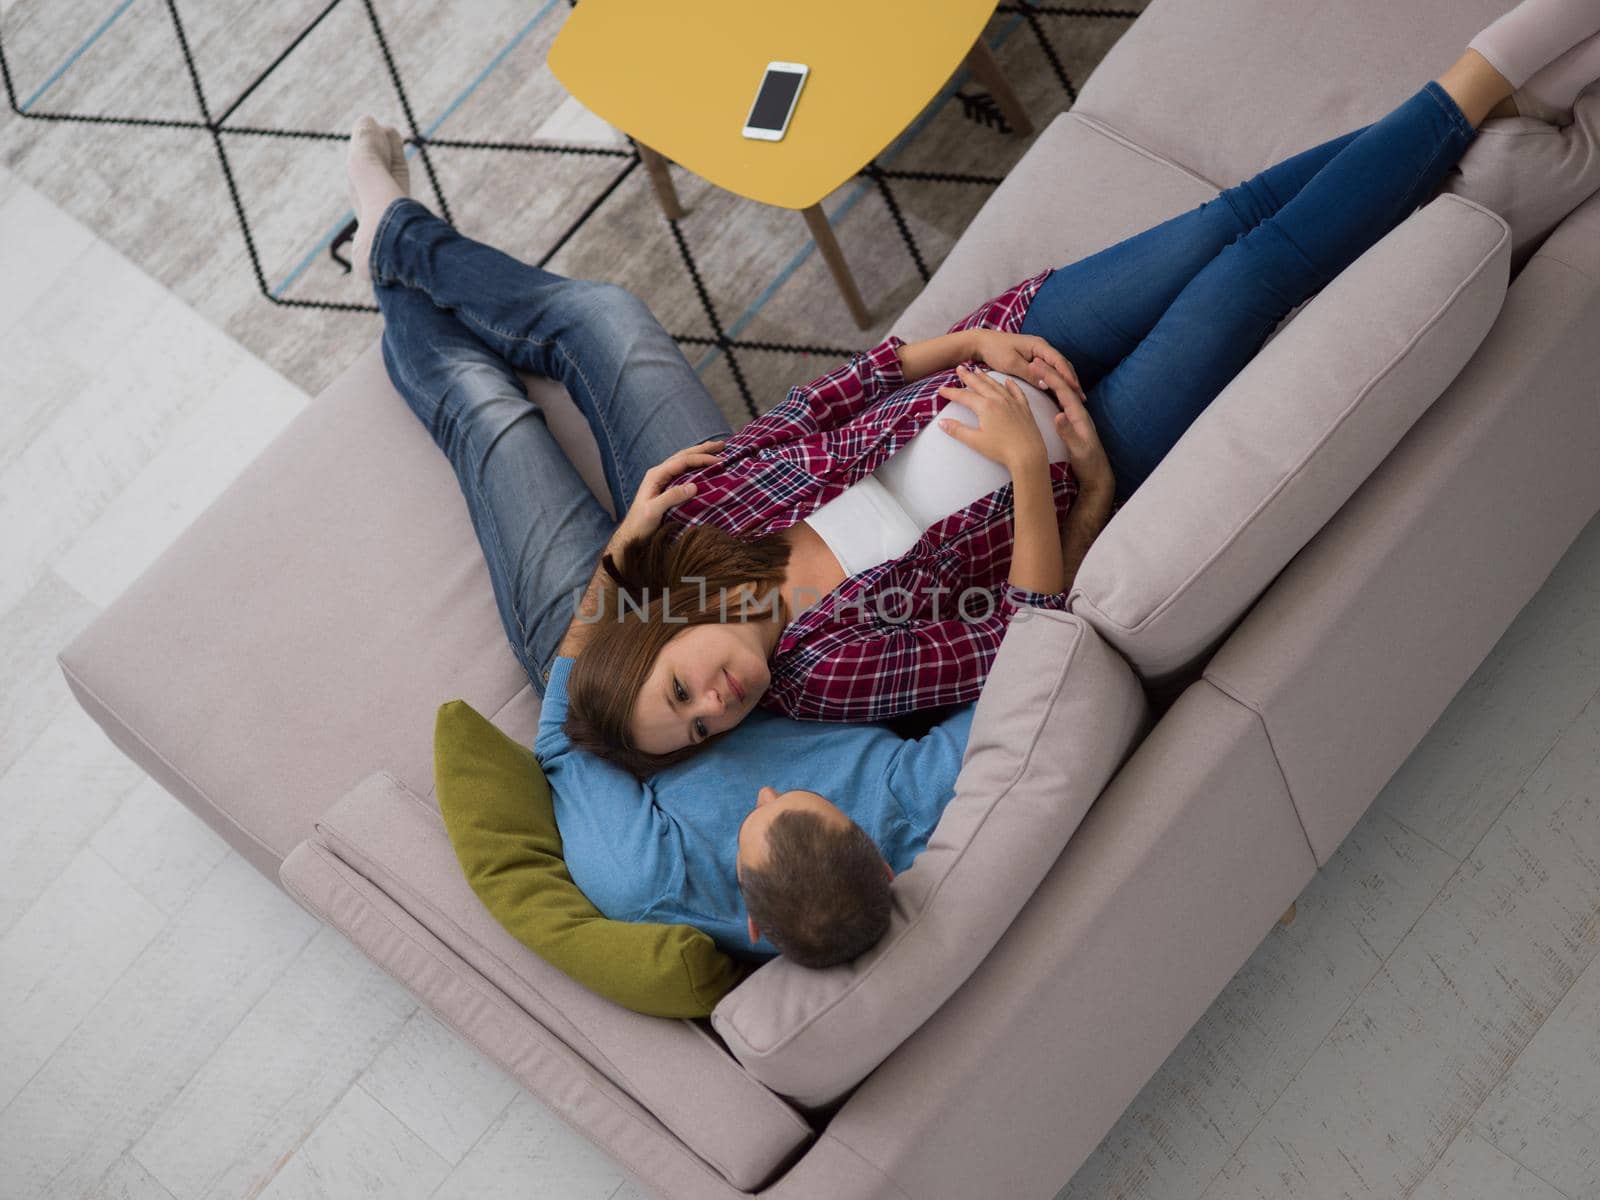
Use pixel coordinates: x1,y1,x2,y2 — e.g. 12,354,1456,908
554,437,725,665
1061,484,1116,595
968,329,1086,404
610,438,725,551
1028,362,1115,501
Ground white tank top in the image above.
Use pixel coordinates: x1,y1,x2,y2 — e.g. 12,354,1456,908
803,369,1071,576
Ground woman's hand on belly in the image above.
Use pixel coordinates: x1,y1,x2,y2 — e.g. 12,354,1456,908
936,365,1051,477
968,329,1086,403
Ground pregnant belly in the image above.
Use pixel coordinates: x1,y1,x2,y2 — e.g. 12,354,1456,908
876,369,1069,529
799,370,1070,580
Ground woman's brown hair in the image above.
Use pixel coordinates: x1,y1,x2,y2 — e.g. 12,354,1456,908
564,523,791,778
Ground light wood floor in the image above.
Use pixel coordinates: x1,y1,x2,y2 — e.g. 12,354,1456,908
2,165,1597,1200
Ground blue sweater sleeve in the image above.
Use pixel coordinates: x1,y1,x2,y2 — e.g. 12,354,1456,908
535,657,680,922
535,656,579,761
885,703,977,844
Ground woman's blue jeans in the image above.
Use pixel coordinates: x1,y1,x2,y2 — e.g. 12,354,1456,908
1020,80,1477,506
371,79,1476,690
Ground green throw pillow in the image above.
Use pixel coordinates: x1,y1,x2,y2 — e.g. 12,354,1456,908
433,699,753,1018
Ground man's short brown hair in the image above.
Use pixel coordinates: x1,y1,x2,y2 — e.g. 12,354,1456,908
739,808,892,968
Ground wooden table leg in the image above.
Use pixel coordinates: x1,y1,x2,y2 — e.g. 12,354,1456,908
636,141,685,220
964,39,1034,137
801,204,873,330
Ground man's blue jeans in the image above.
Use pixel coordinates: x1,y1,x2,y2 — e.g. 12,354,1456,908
370,201,733,692
371,80,1476,691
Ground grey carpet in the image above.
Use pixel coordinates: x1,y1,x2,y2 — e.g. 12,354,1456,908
0,0,1147,426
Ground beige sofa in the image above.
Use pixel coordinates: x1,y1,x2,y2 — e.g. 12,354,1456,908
57,0,1600,1196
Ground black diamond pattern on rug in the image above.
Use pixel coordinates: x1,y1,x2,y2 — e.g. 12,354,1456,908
0,0,1145,424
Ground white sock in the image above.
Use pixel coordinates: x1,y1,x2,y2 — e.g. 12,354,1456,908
347,117,406,284
1469,0,1600,87
346,116,403,224
385,128,412,197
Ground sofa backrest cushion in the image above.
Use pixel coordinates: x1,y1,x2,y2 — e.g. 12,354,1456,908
890,109,1219,345
1071,0,1486,198
710,609,1151,1107
1068,194,1511,685
434,699,751,1018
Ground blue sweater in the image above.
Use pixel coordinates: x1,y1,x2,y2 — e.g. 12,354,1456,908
536,656,974,961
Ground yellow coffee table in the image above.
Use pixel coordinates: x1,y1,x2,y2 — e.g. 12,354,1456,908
547,0,1030,329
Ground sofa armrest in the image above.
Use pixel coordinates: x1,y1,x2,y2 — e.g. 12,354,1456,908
1529,185,1600,283
764,680,1317,1200
712,611,1151,1108
284,771,811,1192
1203,216,1600,862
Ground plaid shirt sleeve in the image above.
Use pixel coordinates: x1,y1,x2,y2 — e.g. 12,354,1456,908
720,270,1049,459
724,335,909,452
780,594,1070,722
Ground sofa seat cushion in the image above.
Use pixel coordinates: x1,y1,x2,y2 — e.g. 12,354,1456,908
1069,194,1511,685
710,610,1151,1108
1070,0,1595,283
55,342,610,879
435,698,749,1017
1072,0,1500,194
306,770,812,1190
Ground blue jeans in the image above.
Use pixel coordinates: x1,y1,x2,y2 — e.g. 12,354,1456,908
372,79,1475,690
369,199,732,692
1020,80,1477,507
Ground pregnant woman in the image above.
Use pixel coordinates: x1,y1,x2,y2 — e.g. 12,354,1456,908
349,1,1600,778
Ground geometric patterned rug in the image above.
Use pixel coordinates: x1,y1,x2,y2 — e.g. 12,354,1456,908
0,0,1147,427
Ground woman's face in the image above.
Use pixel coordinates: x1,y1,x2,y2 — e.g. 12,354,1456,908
629,620,774,754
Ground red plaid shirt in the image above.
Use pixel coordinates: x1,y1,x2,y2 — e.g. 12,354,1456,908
666,268,1080,722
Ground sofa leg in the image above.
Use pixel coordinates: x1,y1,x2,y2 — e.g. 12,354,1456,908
1278,901,1298,928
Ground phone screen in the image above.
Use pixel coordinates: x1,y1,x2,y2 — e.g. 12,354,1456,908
747,68,805,131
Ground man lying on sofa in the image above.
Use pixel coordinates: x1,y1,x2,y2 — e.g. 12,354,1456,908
538,575,975,971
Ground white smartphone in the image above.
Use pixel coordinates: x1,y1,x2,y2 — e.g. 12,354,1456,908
742,61,808,141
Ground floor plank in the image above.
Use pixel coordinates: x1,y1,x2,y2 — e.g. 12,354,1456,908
129,926,417,1200
0,568,99,782
0,852,320,1200
252,1084,452,1200
1410,1128,1571,1200
93,1152,180,1200
1201,689,1600,1199
0,699,150,939
1472,948,1600,1199
52,341,308,609
89,775,232,918
356,1009,523,1167
429,1092,631,1200
1057,807,1457,1200
0,845,166,1110
0,173,96,337
0,247,255,614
